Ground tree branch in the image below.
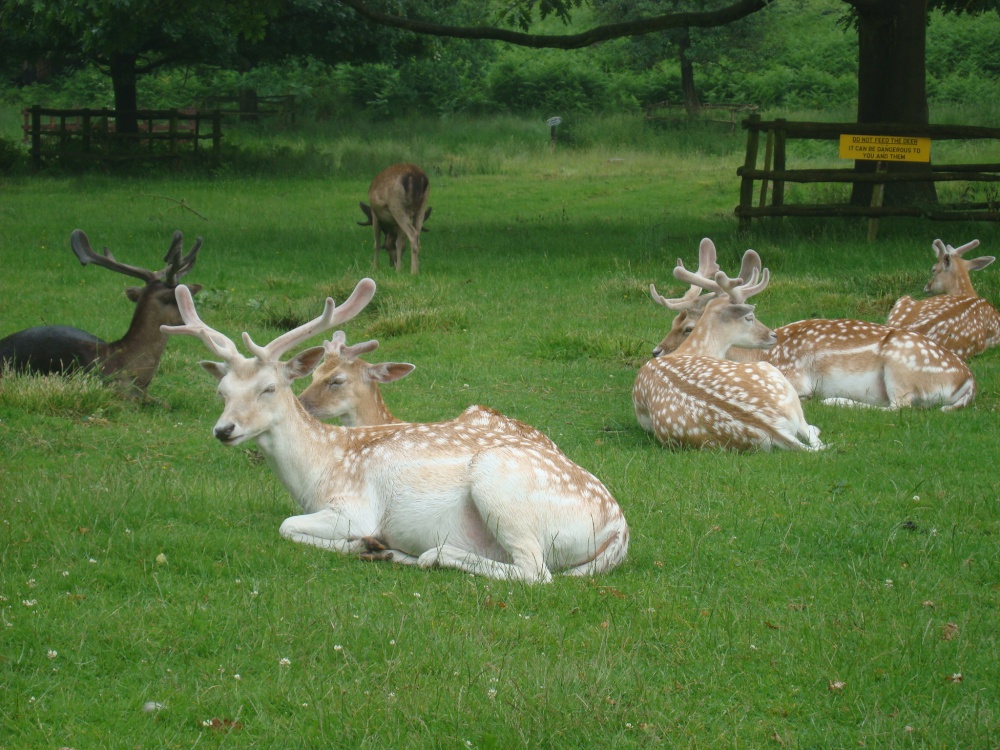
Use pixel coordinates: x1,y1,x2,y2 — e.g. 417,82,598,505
337,0,774,49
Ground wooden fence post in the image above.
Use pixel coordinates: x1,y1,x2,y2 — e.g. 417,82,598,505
738,113,761,232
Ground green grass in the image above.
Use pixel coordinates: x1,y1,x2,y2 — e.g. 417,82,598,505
1,113,999,748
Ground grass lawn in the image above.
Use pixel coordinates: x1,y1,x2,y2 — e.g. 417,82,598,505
1,115,998,748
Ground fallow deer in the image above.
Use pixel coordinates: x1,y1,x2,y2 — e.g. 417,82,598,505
0,229,202,398
633,246,824,451
358,163,430,274
887,238,1000,359
651,240,975,412
163,281,628,583
297,331,557,447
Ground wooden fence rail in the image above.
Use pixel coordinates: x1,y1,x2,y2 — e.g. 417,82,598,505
22,106,223,169
736,114,1000,231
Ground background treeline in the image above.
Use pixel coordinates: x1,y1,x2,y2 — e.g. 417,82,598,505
3,0,999,121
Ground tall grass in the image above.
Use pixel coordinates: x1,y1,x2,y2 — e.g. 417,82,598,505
1,113,998,748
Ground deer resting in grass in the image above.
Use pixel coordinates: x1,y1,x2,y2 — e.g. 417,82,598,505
358,163,430,274
651,239,975,412
886,238,1000,359
297,331,558,447
163,280,628,583
0,229,202,398
633,244,824,451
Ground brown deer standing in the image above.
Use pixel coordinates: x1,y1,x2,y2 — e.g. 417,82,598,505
651,240,975,412
163,281,628,583
633,245,824,451
297,331,557,447
358,163,430,274
0,229,202,398
887,238,1000,359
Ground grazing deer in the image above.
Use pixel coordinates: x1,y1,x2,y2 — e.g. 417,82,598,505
0,229,202,398
358,163,430,274
633,245,824,451
297,331,558,446
651,241,975,412
887,238,1000,359
163,281,628,583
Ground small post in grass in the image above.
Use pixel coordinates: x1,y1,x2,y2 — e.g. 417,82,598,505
547,116,562,149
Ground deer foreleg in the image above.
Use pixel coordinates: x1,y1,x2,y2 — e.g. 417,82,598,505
279,507,377,555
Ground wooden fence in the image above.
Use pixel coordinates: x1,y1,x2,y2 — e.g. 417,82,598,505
197,94,296,124
736,114,1000,231
646,101,758,133
22,106,223,169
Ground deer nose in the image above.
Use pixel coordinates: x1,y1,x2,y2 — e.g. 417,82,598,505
214,423,236,441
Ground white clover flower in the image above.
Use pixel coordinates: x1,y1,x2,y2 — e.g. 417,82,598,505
279,658,291,668
334,644,343,651
47,650,57,659
22,599,37,607
885,579,894,588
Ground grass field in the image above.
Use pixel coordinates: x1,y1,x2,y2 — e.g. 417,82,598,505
1,114,999,748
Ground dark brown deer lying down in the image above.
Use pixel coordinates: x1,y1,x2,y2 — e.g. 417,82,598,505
0,229,202,398
357,162,430,274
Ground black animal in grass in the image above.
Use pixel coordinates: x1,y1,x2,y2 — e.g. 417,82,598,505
0,229,202,398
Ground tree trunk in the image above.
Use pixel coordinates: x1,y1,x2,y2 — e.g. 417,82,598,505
850,0,937,206
109,52,140,136
678,27,701,115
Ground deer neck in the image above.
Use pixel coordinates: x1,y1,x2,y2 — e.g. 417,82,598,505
253,399,351,513
946,268,978,297
351,387,401,426
102,296,171,390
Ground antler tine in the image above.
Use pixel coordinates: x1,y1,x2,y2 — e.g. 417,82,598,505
932,238,948,259
244,278,377,362
160,284,242,362
324,331,380,361
719,265,770,304
159,231,203,286
70,229,156,282
736,248,761,285
695,238,722,279
947,238,980,257
672,257,726,297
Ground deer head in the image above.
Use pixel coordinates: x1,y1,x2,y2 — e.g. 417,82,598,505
925,238,994,296
652,242,772,358
298,331,414,425
162,279,376,445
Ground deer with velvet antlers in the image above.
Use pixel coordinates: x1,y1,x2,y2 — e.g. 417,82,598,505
163,280,627,583
297,330,558,446
358,163,430,274
650,239,975,412
0,229,202,398
887,238,1000,359
633,241,824,451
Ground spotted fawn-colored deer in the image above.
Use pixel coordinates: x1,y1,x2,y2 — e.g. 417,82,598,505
651,240,975,412
0,229,202,398
633,241,824,450
358,163,430,274
887,238,1000,359
163,281,628,583
297,331,558,447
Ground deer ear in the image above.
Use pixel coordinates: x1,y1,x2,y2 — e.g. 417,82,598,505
366,362,415,384
285,346,326,381
200,360,228,381
125,286,143,302
967,256,996,272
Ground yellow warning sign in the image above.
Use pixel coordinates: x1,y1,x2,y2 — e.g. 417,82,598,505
839,134,931,162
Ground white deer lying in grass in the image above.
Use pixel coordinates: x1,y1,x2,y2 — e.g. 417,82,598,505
651,239,975,412
887,238,1000,359
633,245,824,451
163,281,628,583
297,331,557,447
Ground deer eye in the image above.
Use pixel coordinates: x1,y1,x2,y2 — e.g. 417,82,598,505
328,375,348,388
260,384,277,397
683,325,695,334
745,313,755,323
